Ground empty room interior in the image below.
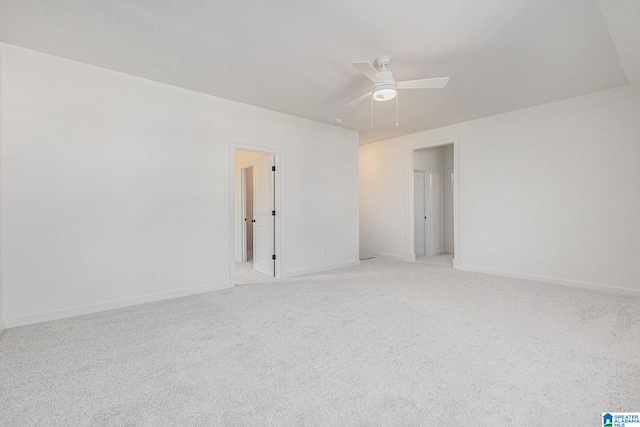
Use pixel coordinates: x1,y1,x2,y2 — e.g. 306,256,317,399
0,0,639,425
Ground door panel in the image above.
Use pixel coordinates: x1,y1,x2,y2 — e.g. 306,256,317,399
253,155,275,277
414,171,425,255
429,173,443,255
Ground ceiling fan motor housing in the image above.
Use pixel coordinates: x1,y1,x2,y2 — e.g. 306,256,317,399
375,55,392,69
373,84,396,101
346,54,448,107
373,69,396,101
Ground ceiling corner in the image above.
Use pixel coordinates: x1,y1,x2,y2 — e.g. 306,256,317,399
597,0,640,85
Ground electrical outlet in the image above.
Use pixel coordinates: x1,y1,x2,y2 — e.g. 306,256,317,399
491,251,498,260
148,268,157,280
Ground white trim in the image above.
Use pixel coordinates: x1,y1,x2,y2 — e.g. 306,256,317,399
453,141,460,266
426,171,433,256
0,51,3,338
284,260,361,277
458,264,640,297
406,136,460,266
373,252,416,262
4,283,227,328
229,142,284,287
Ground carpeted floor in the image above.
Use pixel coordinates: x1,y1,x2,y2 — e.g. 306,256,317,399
235,260,277,285
415,254,455,266
1,257,638,426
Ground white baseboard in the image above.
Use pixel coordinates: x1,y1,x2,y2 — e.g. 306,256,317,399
4,282,230,329
373,252,416,262
284,260,361,277
429,250,445,256
458,264,640,297
0,320,5,338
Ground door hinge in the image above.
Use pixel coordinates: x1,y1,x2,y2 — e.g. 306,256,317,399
272,210,276,216
272,166,276,172
272,254,276,260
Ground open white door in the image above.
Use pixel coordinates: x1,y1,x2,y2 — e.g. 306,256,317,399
253,155,275,277
429,172,444,255
414,171,426,256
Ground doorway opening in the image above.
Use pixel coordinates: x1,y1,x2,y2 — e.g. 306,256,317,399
406,137,459,267
413,145,453,264
231,145,282,286
241,166,254,262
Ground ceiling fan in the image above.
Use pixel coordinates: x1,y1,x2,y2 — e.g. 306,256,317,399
345,55,449,108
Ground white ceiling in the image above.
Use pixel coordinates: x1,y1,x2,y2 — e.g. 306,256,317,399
0,0,637,144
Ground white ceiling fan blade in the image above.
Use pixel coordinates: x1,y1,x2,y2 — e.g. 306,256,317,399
344,91,372,108
397,76,450,89
351,61,384,83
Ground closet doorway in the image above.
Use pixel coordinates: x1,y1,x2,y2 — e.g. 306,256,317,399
236,150,276,278
412,143,455,260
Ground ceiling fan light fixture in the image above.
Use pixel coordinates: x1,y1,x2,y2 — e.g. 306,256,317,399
373,84,396,101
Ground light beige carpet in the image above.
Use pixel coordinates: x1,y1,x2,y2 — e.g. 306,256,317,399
235,261,277,284
1,258,638,425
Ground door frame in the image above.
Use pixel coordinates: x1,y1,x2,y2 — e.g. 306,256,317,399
444,167,455,255
405,136,460,267
229,142,284,286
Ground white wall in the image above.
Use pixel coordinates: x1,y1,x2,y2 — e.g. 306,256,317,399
0,48,4,335
414,147,444,174
0,43,360,327
361,84,640,295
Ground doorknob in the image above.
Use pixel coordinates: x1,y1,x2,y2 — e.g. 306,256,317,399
252,219,256,223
